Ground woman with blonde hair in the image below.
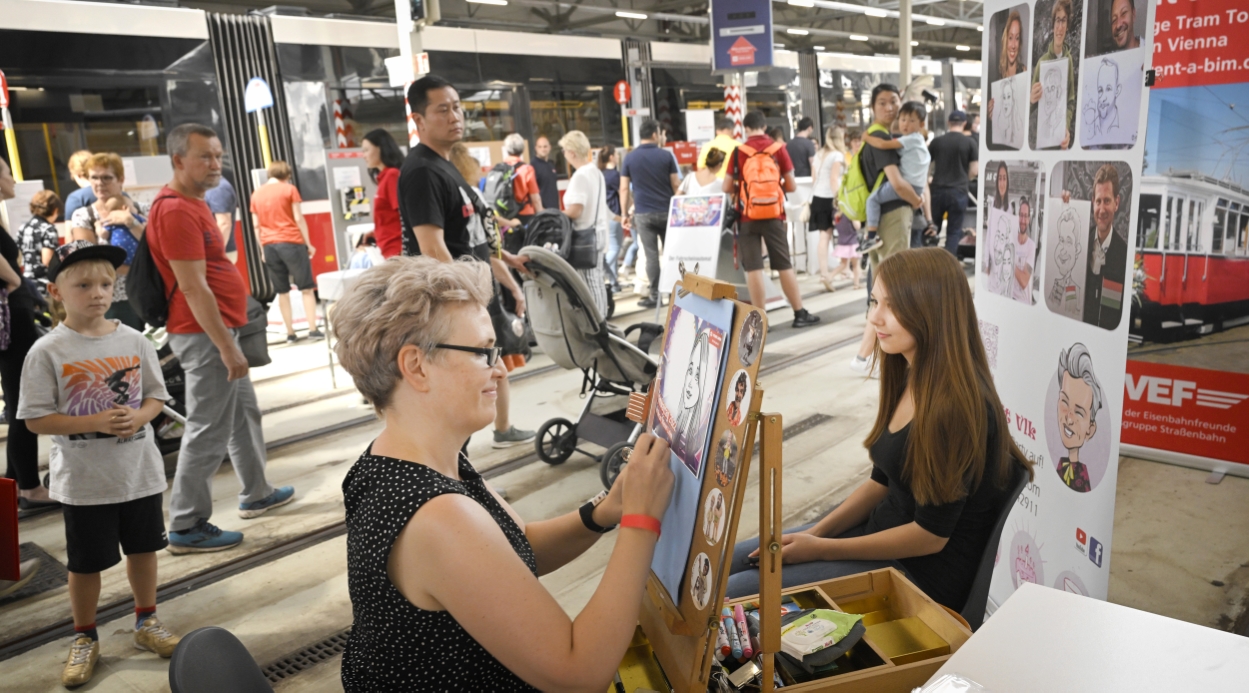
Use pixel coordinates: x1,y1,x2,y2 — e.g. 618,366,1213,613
558,130,610,315
811,125,852,291
726,248,1033,611
334,256,674,691
987,10,1025,148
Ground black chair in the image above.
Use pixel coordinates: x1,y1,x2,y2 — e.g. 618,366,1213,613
169,626,273,693
959,462,1031,631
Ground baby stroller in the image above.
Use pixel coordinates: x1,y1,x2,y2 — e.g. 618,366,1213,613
521,246,662,489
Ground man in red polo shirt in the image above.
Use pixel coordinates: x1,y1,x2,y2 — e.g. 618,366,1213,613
723,111,820,327
146,124,294,554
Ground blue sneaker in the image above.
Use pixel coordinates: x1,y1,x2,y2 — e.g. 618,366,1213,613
167,520,243,554
238,486,295,519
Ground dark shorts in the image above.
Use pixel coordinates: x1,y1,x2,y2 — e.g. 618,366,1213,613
63,493,168,574
738,218,792,272
809,196,836,232
263,242,315,292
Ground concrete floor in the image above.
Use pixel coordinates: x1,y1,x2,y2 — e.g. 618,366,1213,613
2,271,1246,692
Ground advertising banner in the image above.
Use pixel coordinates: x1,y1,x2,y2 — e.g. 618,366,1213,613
659,194,727,295
1125,0,1249,477
979,0,1156,610
709,0,773,73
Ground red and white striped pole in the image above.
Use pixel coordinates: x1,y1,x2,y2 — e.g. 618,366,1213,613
333,99,356,148
724,85,743,140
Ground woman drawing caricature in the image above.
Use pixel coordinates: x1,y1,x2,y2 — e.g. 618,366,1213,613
672,330,711,466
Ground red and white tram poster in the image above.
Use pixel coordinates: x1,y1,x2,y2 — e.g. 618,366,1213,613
1130,0,1249,477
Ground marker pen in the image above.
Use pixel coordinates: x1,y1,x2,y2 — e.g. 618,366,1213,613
716,622,730,658
733,604,753,659
722,611,742,660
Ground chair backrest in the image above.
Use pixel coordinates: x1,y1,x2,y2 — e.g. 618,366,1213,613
169,626,273,693
959,462,1030,631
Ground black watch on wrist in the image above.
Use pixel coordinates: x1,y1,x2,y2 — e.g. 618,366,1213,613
579,490,616,534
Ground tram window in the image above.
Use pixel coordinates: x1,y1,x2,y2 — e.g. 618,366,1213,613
1138,194,1161,250
461,90,517,143
530,89,606,175
1212,204,1226,253
1168,197,1185,251
1186,200,1199,251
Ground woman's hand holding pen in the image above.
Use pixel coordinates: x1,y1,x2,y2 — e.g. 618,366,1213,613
620,433,674,525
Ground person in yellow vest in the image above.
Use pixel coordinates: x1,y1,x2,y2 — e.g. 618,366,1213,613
696,117,740,180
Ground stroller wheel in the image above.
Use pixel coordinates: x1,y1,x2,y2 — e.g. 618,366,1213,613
536,418,577,465
600,441,632,490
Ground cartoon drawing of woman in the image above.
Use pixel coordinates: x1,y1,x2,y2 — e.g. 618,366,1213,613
726,371,748,426
672,329,711,463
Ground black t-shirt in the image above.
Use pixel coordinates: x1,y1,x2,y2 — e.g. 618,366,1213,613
398,143,476,260
928,132,978,191
859,131,908,216
786,137,816,178
532,156,560,211
863,406,1013,610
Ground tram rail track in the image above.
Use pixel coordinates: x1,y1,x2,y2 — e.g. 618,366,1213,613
0,292,868,662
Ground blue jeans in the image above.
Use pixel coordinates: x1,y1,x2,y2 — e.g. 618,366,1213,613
604,219,624,287
931,186,969,255
866,181,903,230
724,520,909,599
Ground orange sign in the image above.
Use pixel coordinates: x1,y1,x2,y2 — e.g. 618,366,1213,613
614,80,631,105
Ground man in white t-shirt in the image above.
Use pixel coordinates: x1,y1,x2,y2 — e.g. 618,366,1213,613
1012,198,1037,304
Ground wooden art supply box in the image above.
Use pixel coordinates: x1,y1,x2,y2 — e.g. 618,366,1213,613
613,275,972,693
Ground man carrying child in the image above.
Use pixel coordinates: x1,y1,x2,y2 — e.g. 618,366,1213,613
19,241,182,687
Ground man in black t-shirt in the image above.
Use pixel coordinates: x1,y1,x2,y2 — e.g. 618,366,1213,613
785,117,817,178
928,111,979,255
398,74,535,449
532,136,560,211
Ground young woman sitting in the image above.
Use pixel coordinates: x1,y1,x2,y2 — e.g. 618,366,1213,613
332,256,675,692
725,247,1033,611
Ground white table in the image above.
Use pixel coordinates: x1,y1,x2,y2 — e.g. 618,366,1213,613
926,582,1249,692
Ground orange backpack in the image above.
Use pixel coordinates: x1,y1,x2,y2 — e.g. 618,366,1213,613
736,142,786,220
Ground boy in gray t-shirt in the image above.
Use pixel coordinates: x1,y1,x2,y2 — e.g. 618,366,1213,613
18,241,181,687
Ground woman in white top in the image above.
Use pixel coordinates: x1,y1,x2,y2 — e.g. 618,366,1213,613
811,126,849,291
678,148,727,196
559,130,610,316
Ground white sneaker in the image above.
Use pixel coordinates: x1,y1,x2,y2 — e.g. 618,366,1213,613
848,356,879,379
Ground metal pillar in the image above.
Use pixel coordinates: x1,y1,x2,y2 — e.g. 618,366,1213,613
899,0,912,89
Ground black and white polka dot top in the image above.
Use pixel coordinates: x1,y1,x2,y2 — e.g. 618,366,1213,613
341,447,539,692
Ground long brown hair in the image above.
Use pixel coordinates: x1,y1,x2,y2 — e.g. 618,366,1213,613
998,11,1023,78
865,248,1032,505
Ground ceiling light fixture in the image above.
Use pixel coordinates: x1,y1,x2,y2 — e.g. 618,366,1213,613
910,41,919,46
786,28,809,35
466,0,508,5
813,45,825,51
977,25,984,31
924,17,946,25
865,8,888,17
616,10,648,19
956,45,971,51
788,0,815,6
849,35,869,41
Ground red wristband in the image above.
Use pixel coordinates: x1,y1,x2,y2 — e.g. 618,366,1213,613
620,514,662,538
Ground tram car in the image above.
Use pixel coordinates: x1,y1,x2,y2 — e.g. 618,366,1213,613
1134,172,1249,342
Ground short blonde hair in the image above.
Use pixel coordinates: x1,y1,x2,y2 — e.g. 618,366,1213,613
87,153,125,182
68,150,94,178
449,143,481,185
332,256,493,411
267,161,293,181
55,258,117,284
558,130,592,161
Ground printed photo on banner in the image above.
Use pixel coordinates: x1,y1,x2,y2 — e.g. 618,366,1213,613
986,4,1031,151
1046,342,1112,494
1079,0,1147,150
714,430,739,487
981,160,1044,305
702,488,727,546
725,369,752,428
669,194,725,228
1029,0,1083,150
1043,160,1133,329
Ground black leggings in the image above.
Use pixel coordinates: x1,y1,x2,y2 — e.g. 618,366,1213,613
2,307,41,490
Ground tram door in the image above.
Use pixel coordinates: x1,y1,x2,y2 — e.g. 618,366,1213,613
528,87,613,175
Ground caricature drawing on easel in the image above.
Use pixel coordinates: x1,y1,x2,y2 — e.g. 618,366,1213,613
1049,206,1083,318
671,330,710,465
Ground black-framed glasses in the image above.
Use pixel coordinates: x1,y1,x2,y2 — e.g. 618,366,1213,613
433,344,503,367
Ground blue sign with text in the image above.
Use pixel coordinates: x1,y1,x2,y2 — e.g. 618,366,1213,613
710,0,774,73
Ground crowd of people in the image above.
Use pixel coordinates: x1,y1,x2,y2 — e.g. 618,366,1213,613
0,65,992,688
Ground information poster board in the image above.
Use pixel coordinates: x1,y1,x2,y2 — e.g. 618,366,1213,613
1122,0,1249,478
709,0,773,73
658,194,727,296
979,0,1156,611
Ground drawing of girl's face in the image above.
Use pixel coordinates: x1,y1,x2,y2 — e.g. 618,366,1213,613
1000,81,1015,119
682,334,707,408
1052,8,1068,50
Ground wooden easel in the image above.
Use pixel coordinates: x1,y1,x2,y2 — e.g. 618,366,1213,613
621,273,786,693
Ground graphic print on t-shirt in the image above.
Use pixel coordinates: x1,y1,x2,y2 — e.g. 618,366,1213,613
62,356,143,441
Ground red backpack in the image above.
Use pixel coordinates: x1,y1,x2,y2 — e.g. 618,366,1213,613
736,142,786,220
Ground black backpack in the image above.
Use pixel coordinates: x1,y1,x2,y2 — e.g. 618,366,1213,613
128,194,178,328
483,162,525,220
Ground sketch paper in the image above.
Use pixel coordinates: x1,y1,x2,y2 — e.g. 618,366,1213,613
991,73,1028,150
1036,58,1069,150
1044,199,1091,321
1079,48,1144,148
648,291,733,602
985,207,1019,298
332,166,362,190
